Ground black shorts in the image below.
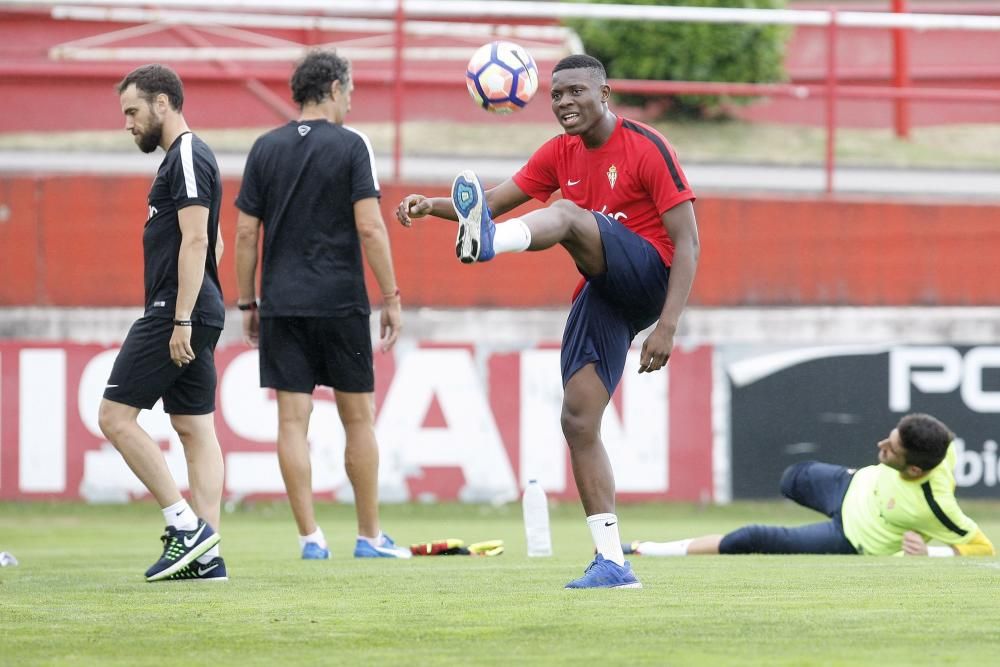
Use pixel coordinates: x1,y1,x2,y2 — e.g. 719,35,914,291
259,315,374,393
103,317,222,415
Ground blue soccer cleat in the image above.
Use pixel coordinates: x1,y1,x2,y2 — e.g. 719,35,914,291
301,542,330,560
161,556,229,582
451,170,495,263
564,554,643,589
354,533,412,559
144,519,221,582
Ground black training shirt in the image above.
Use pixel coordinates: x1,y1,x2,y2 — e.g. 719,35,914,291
143,132,225,328
235,119,380,318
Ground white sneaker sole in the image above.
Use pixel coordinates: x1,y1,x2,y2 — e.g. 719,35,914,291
452,170,483,264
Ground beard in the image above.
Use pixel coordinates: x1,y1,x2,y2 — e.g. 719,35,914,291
135,118,163,153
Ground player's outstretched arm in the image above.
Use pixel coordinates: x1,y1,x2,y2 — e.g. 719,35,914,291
395,178,530,227
483,178,532,218
396,194,454,226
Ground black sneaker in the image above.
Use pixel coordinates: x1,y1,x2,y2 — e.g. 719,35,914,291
144,519,220,582
160,557,228,582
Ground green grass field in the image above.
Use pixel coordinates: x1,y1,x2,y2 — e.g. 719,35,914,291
2,500,999,666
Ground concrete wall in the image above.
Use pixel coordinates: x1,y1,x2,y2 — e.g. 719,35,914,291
3,176,1000,308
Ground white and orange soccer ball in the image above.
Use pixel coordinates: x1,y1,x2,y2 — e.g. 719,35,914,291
465,41,539,114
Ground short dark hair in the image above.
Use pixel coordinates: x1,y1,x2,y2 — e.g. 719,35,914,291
898,413,953,471
552,54,607,83
290,49,351,107
116,64,184,112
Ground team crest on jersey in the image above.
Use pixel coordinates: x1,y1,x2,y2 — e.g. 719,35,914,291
297,125,311,137
886,498,895,510
607,164,618,189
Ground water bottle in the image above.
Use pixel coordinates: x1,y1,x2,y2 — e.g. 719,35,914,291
522,479,553,557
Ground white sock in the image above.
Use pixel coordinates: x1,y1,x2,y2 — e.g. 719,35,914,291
588,513,625,566
162,499,198,531
637,539,693,557
492,218,531,254
357,531,383,546
197,545,220,564
299,526,327,549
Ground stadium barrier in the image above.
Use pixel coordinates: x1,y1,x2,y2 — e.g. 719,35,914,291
0,340,713,502
725,343,1000,500
2,2,999,504
2,176,1000,308
5,338,1000,503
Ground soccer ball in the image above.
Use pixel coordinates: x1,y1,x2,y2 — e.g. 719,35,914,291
465,41,539,114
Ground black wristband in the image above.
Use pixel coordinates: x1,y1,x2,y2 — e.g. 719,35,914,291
237,301,258,311
173,319,193,327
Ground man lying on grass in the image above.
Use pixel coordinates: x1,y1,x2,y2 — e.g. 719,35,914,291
631,413,995,558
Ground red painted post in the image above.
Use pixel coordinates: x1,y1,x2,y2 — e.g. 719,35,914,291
825,10,838,195
393,0,405,182
892,0,911,139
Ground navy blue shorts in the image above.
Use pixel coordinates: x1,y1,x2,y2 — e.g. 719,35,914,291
719,461,859,555
561,211,669,395
259,315,374,393
104,317,221,415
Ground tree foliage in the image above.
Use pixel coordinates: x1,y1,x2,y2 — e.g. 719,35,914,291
563,0,791,119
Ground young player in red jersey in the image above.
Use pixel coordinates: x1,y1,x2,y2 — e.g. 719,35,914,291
396,55,700,589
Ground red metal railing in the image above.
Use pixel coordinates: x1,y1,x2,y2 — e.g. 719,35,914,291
3,1,1000,194
376,1,1000,194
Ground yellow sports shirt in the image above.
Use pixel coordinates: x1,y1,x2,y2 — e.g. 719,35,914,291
841,444,993,556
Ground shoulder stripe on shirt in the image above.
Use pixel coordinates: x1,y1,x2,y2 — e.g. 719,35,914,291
343,125,380,191
179,133,197,198
921,481,968,536
621,119,685,192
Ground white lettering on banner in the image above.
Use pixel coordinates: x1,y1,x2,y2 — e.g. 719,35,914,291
889,347,961,412
520,350,566,491
889,346,1000,413
19,349,67,492
604,352,669,492
519,350,669,494
77,350,187,501
0,342,710,501
376,348,516,502
961,348,1000,412
219,351,347,497
954,439,1000,488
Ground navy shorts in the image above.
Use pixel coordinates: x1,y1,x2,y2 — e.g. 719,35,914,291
561,211,669,395
259,315,374,393
103,317,221,415
719,461,859,555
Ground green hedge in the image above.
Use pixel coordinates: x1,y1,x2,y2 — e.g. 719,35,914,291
563,0,791,119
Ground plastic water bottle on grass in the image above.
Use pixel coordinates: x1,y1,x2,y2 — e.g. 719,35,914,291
522,479,552,557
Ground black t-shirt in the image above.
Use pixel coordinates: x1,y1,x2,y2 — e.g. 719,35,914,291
143,132,225,328
235,120,380,318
